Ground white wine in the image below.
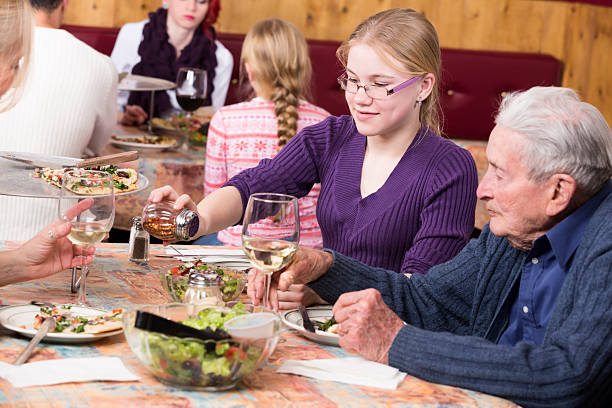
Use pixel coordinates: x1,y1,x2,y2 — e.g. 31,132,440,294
67,222,108,246
243,238,297,272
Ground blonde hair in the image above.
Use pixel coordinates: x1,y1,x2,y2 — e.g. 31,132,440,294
240,18,312,147
0,0,32,112
337,8,442,136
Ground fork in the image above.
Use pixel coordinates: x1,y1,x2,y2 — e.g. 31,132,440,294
12,317,56,365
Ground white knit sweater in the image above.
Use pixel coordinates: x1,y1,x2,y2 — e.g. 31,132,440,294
0,27,117,241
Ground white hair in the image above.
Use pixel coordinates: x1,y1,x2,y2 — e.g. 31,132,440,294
495,86,612,196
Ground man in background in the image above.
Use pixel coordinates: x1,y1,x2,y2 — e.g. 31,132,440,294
0,0,117,241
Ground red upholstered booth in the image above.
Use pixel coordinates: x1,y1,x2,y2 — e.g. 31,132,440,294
439,49,562,140
62,25,562,141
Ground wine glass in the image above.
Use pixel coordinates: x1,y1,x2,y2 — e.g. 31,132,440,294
175,67,208,118
58,170,115,305
241,193,300,310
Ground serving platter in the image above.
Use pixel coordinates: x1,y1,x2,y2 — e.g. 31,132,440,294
0,304,122,344
118,74,175,92
281,305,339,346
0,157,148,198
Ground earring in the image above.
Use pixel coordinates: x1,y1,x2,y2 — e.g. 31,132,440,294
415,96,422,108
163,2,168,9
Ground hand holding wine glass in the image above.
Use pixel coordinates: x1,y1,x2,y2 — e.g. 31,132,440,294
242,193,300,310
175,67,208,117
58,170,115,305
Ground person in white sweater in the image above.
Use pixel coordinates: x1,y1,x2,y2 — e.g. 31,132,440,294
0,0,117,241
0,0,96,284
111,0,233,125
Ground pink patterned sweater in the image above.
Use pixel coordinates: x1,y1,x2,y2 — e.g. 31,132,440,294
204,98,330,247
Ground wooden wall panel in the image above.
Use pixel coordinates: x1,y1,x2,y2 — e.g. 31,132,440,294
62,0,612,125
63,0,117,27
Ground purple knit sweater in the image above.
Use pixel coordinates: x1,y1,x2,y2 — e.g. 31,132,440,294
225,115,478,274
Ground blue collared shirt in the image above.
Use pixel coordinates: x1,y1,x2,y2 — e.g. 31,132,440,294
498,181,612,347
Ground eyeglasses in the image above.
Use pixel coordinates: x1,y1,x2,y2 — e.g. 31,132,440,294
337,75,424,99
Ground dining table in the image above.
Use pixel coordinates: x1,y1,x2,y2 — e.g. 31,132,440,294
102,125,206,231
0,241,519,407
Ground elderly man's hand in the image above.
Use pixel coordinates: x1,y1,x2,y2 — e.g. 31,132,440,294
333,288,405,364
247,246,333,311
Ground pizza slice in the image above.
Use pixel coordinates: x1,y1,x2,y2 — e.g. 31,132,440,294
32,165,139,195
34,305,123,334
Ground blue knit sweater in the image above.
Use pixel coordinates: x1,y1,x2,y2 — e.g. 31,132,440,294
226,115,477,274
310,186,612,408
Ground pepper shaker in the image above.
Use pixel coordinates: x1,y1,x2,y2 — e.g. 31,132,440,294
128,216,150,263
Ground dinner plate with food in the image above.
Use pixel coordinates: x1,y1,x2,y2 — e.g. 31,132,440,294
110,133,182,152
150,117,176,132
281,305,339,346
0,304,124,344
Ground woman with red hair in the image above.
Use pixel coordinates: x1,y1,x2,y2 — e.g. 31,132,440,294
111,0,232,125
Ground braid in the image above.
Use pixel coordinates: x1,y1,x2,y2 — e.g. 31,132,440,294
272,81,299,148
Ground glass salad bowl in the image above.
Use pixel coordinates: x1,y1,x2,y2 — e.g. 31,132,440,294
122,302,281,391
159,261,248,304
171,111,211,151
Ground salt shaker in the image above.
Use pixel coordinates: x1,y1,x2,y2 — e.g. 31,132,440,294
128,216,150,263
141,201,199,241
183,271,222,307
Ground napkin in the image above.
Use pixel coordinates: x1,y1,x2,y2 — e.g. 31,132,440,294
163,247,252,266
164,247,246,257
0,357,139,387
277,357,406,390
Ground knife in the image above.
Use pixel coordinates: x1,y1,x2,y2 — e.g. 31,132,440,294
299,305,316,333
12,317,56,365
0,150,139,169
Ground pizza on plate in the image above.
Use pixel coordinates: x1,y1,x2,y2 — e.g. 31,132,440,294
111,133,176,146
33,305,123,334
33,165,138,195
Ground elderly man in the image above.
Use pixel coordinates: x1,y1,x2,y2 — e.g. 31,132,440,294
249,87,612,407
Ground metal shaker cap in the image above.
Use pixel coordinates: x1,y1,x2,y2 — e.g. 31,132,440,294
131,216,143,229
187,271,221,287
176,209,200,241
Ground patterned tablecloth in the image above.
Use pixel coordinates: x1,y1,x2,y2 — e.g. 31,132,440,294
0,242,518,407
103,125,206,231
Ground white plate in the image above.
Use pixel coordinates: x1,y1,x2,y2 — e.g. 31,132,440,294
118,74,175,91
281,305,339,346
0,305,122,344
110,135,182,152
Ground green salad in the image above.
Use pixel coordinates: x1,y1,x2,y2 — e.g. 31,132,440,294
143,303,262,387
162,261,245,303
